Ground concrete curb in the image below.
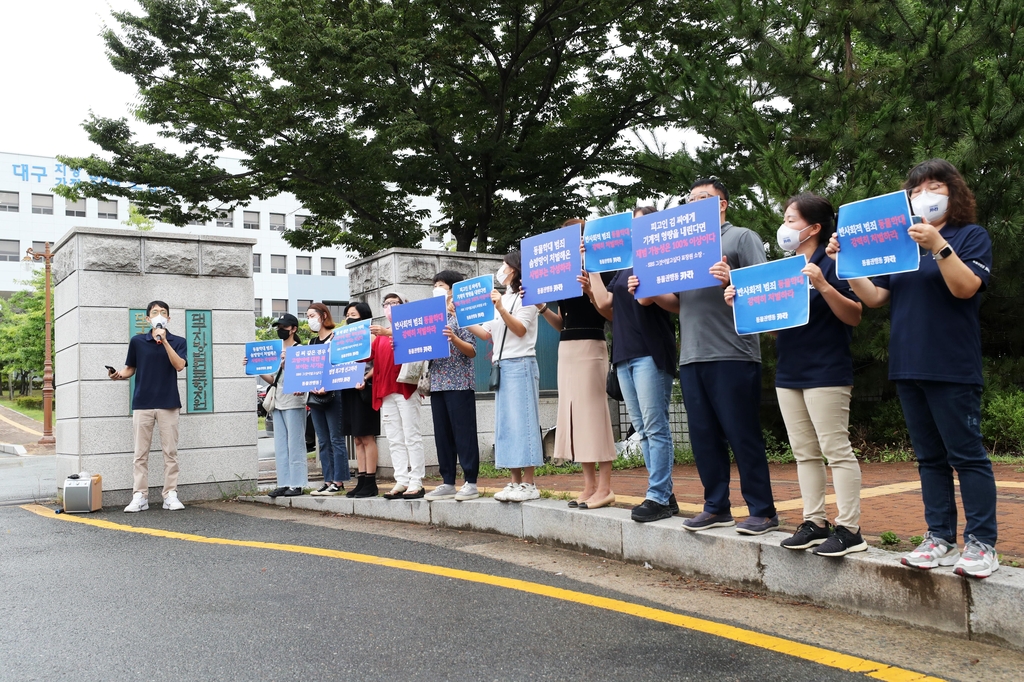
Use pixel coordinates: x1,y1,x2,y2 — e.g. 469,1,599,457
239,494,1024,651
0,443,29,456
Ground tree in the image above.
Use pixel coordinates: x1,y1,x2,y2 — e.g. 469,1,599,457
57,0,704,255
0,270,52,395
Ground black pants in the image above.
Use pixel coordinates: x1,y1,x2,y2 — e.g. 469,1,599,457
431,390,480,485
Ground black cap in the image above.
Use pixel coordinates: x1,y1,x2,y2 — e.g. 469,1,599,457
271,313,299,328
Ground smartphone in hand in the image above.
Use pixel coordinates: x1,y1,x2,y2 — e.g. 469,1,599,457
105,365,117,377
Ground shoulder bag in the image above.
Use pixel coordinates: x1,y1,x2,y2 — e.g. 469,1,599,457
488,295,518,391
262,365,285,413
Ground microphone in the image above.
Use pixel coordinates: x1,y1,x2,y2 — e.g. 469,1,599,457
154,322,165,345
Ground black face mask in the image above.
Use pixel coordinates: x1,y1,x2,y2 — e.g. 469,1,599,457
276,328,292,340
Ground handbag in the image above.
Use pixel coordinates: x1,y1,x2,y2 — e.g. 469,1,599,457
262,366,284,412
397,360,427,385
606,363,623,401
488,296,518,391
306,390,334,408
417,364,431,397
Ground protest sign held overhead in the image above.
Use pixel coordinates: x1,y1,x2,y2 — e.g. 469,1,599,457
730,255,810,335
452,274,495,327
245,340,282,375
583,212,633,273
281,344,329,394
836,190,919,279
329,319,372,364
521,225,583,306
632,198,722,298
390,296,451,364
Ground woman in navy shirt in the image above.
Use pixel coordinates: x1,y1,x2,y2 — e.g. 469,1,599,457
727,193,865,557
828,159,998,578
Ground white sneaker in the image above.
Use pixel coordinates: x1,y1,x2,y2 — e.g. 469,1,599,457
124,492,149,513
162,490,184,511
510,483,540,502
425,484,457,501
493,482,519,502
954,535,999,579
901,532,960,569
454,483,479,501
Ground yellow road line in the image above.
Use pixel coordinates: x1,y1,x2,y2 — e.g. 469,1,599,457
0,409,42,436
20,503,942,682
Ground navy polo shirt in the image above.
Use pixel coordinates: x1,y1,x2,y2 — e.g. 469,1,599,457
125,331,188,409
608,268,677,374
874,223,992,385
775,245,858,389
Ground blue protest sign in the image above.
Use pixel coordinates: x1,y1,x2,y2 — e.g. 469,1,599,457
730,255,810,335
632,198,722,298
835,190,919,279
521,225,583,306
245,340,282,375
329,319,372,364
281,344,329,394
391,296,451,364
583,212,633,273
322,362,363,390
452,274,494,327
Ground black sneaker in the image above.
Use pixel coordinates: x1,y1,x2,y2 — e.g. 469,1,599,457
310,483,331,496
283,487,304,497
813,526,868,557
667,493,680,516
267,486,288,499
780,521,830,550
631,499,673,523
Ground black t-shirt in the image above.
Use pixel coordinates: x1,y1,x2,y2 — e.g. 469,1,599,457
775,245,858,388
608,268,677,374
125,331,188,410
874,223,992,385
557,293,606,342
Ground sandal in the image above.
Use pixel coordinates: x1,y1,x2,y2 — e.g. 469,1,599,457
402,488,425,499
383,486,408,500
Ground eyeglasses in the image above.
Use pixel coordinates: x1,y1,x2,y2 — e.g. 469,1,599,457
685,192,722,204
382,301,398,308
148,309,169,316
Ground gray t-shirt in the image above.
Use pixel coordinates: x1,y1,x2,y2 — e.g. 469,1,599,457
678,222,766,366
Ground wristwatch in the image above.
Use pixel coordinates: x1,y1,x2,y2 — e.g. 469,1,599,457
933,242,954,260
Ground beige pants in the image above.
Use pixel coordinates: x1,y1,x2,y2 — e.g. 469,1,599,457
776,386,861,531
132,408,180,497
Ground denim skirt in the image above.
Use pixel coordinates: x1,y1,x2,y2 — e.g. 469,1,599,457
494,356,544,468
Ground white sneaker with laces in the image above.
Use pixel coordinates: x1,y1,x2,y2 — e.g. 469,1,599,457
954,535,999,579
124,492,149,513
454,483,479,501
494,482,519,502
162,490,184,511
510,483,540,502
901,532,959,569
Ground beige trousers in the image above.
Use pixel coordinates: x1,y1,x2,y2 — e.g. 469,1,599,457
132,408,181,497
776,386,861,531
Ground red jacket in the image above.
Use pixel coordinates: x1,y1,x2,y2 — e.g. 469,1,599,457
370,335,416,410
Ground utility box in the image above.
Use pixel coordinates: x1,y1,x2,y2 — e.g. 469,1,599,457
63,474,102,513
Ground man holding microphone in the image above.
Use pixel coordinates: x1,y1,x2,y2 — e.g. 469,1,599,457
108,301,188,512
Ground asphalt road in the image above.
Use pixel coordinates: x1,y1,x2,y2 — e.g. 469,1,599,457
0,503,881,682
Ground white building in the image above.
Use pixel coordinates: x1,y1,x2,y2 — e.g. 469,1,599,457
0,151,357,319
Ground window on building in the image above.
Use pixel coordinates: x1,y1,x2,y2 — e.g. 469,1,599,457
216,211,233,228
295,214,308,229
320,257,336,276
297,299,313,313
97,200,118,220
65,198,86,217
243,211,259,230
296,256,311,275
271,255,286,274
0,191,18,212
0,240,21,262
31,194,53,215
254,298,263,317
32,241,49,255
324,301,347,322
272,299,288,316
252,253,261,273
187,217,205,226
269,213,286,232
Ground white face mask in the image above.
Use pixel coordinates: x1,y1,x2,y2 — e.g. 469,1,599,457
149,315,168,329
307,318,321,333
495,265,511,286
911,191,949,223
433,286,448,298
776,224,810,252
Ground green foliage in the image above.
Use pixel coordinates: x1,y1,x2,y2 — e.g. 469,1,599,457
879,531,900,546
14,396,44,410
909,535,924,546
122,204,155,231
983,389,1024,455
763,429,795,464
0,270,51,380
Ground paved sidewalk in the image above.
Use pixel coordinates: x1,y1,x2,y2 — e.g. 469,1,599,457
0,403,54,456
474,461,1024,562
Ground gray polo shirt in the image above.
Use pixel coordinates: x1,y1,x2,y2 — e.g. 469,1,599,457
678,221,766,366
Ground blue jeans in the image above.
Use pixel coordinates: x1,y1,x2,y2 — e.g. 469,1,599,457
616,356,674,505
679,361,775,518
309,397,350,483
897,380,997,546
272,408,309,489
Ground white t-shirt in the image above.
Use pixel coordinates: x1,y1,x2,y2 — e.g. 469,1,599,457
482,291,539,361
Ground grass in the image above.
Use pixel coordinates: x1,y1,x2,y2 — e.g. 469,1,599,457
0,397,45,423
258,416,266,431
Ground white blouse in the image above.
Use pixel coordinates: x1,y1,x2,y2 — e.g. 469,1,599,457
482,291,539,361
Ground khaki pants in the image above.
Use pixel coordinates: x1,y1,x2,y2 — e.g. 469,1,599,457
776,386,861,531
132,408,180,498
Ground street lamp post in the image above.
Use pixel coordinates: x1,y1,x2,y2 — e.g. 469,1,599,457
24,242,55,445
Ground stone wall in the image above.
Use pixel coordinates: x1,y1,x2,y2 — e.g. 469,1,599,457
53,227,259,505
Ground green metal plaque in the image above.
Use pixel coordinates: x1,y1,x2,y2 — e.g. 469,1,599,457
185,309,214,413
128,309,150,413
